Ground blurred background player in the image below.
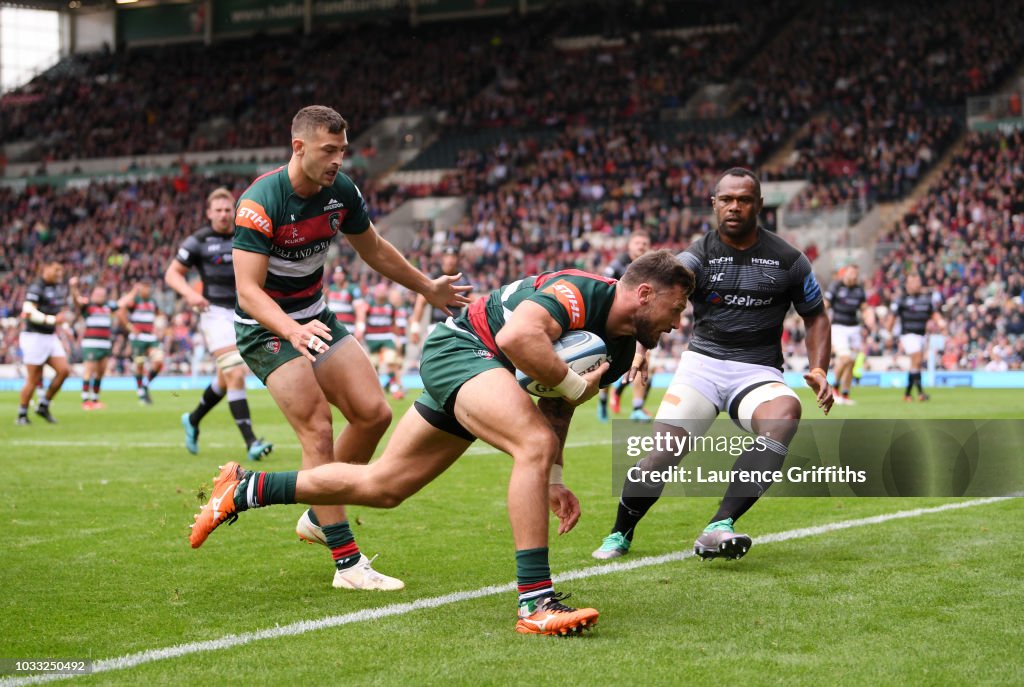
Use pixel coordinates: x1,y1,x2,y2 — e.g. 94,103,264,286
16,262,70,425
355,282,403,398
824,264,869,405
597,230,653,422
409,245,474,351
71,279,115,410
117,281,164,405
165,187,272,460
386,286,411,399
886,271,944,402
326,265,360,331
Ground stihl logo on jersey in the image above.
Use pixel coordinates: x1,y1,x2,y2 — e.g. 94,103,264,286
722,293,774,307
236,200,273,237
543,281,586,329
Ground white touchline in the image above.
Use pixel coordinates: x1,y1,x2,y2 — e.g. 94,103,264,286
4,440,602,456
0,496,1014,686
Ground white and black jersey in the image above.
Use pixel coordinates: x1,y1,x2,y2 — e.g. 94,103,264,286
893,293,936,335
23,279,68,334
825,282,866,326
603,253,633,281
175,227,237,309
678,229,824,370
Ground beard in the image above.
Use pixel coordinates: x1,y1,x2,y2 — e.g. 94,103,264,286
633,309,664,349
717,214,758,239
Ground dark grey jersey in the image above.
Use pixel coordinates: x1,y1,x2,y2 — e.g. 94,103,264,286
893,293,936,335
825,282,866,326
603,253,632,281
678,228,824,369
429,274,474,324
23,279,68,334
175,227,237,309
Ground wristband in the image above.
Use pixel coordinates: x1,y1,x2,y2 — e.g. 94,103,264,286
553,368,587,402
409,321,422,334
549,463,564,486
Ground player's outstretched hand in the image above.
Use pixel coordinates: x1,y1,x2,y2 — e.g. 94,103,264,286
288,319,333,362
549,483,581,535
426,273,473,317
803,368,834,415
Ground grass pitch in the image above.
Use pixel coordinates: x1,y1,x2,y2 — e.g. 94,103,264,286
2,387,1021,686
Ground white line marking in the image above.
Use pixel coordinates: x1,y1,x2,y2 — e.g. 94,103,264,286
5,439,602,456
0,496,1013,686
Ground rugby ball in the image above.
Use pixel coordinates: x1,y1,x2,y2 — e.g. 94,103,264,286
516,331,609,398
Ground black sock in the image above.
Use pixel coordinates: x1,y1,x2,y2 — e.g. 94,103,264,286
905,375,915,397
615,377,629,396
912,372,923,395
38,398,50,410
613,464,669,540
598,390,608,412
710,438,789,524
189,382,225,427
228,395,258,446
147,369,158,382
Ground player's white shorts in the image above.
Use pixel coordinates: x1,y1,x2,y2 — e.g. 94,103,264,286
19,331,66,366
831,323,862,356
900,333,925,355
200,305,237,352
656,351,798,432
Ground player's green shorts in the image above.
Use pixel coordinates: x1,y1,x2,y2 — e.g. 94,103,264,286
130,340,159,358
365,338,397,354
417,324,508,418
81,347,110,362
235,308,351,384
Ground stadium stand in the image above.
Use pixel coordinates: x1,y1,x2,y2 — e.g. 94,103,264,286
2,0,1023,375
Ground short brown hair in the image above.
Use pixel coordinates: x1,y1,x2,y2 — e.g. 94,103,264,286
206,187,234,208
620,249,695,296
292,105,348,139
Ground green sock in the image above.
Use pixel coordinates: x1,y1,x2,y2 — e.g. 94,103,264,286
515,547,553,611
232,471,297,511
324,521,360,570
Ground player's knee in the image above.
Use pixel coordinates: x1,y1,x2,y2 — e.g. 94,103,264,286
349,399,392,435
223,365,247,389
514,431,559,470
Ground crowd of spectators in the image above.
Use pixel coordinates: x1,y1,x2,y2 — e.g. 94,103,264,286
865,130,1024,371
2,1,1023,376
750,0,1024,215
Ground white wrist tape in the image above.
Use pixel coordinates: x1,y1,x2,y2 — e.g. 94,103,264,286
549,463,564,486
553,368,587,402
